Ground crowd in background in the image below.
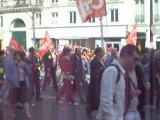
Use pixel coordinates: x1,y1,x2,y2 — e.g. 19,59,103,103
0,44,160,120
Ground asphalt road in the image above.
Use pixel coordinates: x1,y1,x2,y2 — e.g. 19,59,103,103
2,86,94,120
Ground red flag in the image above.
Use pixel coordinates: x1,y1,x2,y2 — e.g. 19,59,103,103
38,31,52,57
9,37,24,51
127,24,137,46
76,0,106,23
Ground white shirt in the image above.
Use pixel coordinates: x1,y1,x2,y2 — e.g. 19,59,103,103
96,59,126,120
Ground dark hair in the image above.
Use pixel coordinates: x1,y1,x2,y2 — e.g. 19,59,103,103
62,47,72,56
29,47,35,52
82,48,88,53
14,51,25,60
107,44,112,48
94,47,104,56
120,44,138,57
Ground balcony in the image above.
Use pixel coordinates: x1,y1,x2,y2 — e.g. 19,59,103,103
0,1,43,14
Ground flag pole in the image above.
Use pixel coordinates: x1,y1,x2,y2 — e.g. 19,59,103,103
99,17,105,50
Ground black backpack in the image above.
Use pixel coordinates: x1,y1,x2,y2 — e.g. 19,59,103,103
97,64,121,108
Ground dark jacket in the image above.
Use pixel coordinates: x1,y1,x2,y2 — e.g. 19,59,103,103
87,56,106,111
135,63,145,119
42,51,57,69
72,54,83,80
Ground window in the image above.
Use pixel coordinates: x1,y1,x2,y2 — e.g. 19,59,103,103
52,0,58,3
52,12,58,24
0,0,3,7
111,9,119,22
0,16,3,27
154,0,160,22
35,13,41,25
69,11,76,23
35,0,41,5
135,0,144,23
88,18,95,23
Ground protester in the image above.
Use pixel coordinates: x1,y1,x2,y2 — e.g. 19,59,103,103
42,45,58,92
86,47,105,117
153,50,160,112
27,47,42,102
96,44,138,120
81,48,89,102
4,51,32,119
56,47,79,105
0,50,5,87
72,48,83,103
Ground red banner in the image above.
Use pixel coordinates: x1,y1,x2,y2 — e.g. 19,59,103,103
127,24,137,46
38,31,52,57
76,0,106,23
9,37,24,51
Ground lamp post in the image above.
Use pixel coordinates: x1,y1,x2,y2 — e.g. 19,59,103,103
150,0,153,45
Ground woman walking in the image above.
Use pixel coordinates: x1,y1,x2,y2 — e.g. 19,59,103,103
56,47,78,105
6,51,32,119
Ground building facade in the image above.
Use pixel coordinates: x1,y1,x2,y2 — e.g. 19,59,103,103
0,0,137,51
153,0,160,49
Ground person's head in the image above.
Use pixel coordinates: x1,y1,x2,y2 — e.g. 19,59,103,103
119,44,139,71
62,46,72,56
94,47,105,59
82,48,88,55
14,51,25,62
75,48,81,56
49,45,54,52
29,47,35,55
107,44,113,52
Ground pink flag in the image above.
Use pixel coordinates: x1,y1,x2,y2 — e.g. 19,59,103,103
76,0,106,23
127,24,137,46
9,37,24,51
38,31,52,57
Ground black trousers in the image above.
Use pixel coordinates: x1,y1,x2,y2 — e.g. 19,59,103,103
31,70,41,98
44,67,58,91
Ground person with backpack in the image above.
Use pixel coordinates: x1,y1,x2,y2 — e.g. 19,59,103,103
86,47,105,118
96,44,139,120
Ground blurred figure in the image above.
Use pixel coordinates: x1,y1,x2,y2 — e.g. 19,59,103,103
153,50,160,112
0,50,4,120
27,47,42,101
81,48,89,102
56,47,79,105
86,47,105,117
5,51,32,119
0,50,5,87
104,48,117,67
72,48,83,103
42,45,58,92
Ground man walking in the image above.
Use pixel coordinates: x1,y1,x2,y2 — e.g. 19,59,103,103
96,44,139,120
42,45,58,92
27,47,42,101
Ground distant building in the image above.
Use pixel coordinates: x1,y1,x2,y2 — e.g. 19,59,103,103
0,0,139,51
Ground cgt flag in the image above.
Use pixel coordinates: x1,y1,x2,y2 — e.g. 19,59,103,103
76,0,106,23
38,31,52,57
9,36,24,51
127,24,137,46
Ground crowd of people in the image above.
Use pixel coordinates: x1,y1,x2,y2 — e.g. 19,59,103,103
0,44,160,120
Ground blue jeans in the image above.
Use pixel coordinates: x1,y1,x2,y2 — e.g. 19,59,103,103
125,110,141,120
